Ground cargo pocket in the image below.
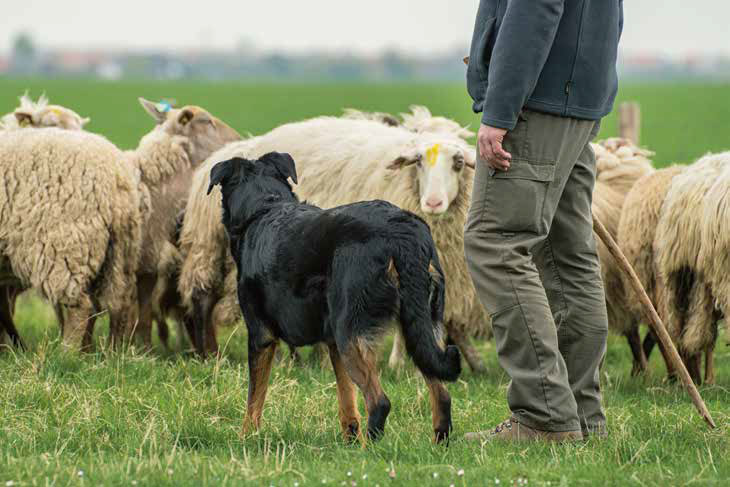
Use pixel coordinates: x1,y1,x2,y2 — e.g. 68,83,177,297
482,159,555,235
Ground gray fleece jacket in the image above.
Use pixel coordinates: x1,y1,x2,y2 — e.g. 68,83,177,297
467,0,623,130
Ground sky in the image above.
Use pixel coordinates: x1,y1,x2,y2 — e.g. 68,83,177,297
0,0,727,58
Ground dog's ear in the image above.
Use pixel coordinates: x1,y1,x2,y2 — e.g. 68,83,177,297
260,152,298,184
208,158,241,195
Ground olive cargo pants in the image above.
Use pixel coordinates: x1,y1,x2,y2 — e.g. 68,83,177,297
464,109,608,434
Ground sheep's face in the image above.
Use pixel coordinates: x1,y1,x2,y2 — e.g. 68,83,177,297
14,106,90,131
139,98,242,166
388,141,476,215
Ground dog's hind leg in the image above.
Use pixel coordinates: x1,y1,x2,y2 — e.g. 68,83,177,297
340,340,391,443
242,338,278,435
327,343,361,443
424,376,452,444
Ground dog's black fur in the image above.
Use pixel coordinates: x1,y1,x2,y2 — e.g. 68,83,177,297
209,152,460,443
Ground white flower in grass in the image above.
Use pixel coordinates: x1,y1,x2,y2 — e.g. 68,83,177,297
347,471,352,477
495,479,501,485
362,474,368,480
78,470,84,477
6,481,16,487
131,481,137,486
432,472,439,478
294,482,299,487
457,469,465,477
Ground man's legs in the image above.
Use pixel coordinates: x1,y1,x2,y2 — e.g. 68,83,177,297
534,136,608,435
464,110,597,435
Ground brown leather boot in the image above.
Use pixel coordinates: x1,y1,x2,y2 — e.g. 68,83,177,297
463,417,583,443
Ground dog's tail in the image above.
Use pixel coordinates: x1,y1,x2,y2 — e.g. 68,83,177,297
391,236,461,382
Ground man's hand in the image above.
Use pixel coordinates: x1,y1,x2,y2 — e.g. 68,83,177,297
478,124,512,171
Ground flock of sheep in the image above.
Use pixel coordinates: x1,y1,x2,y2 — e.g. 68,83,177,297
0,93,726,386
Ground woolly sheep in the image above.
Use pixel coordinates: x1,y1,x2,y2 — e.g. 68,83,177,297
342,105,475,140
0,93,89,131
590,139,655,370
0,94,90,349
0,128,142,349
128,99,241,351
0,98,239,351
655,152,728,384
693,152,730,384
179,115,493,371
616,165,685,376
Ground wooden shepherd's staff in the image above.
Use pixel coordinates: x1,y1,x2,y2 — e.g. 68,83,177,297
592,216,716,429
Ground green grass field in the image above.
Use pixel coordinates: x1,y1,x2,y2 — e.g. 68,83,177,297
1,79,729,486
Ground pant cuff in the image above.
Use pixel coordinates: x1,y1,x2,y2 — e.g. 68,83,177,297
512,412,581,433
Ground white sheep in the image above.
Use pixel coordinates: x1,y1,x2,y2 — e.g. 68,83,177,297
342,105,475,141
616,165,685,376
1,92,89,131
590,139,655,371
0,128,142,349
130,99,241,351
655,152,728,384
0,94,90,349
0,98,239,350
179,115,493,371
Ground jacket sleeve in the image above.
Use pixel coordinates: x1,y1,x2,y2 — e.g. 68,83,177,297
482,0,566,130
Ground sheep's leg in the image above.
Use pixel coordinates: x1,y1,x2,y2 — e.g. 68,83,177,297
134,301,154,350
191,291,215,357
642,330,656,361
448,325,487,374
327,343,361,442
156,317,171,350
704,344,715,385
387,330,406,370
0,286,24,350
309,343,330,368
626,326,648,376
652,332,677,381
287,344,302,363
204,318,219,357
340,340,390,442
63,294,95,351
242,340,278,435
53,303,66,336
423,376,452,444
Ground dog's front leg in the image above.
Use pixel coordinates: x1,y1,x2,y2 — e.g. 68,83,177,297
242,337,278,436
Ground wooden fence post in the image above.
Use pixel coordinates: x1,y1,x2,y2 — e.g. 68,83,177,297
618,102,641,145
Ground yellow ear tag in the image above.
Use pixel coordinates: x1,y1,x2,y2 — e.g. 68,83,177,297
426,144,441,168
50,107,62,116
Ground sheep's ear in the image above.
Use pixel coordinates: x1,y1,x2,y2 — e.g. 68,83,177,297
387,150,422,170
178,109,195,126
14,111,33,127
260,152,298,184
208,158,239,195
463,148,477,169
80,117,91,127
138,97,168,124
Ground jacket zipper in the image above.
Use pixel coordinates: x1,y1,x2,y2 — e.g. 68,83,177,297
564,0,588,116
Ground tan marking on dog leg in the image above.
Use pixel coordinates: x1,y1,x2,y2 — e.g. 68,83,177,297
424,376,452,444
328,344,362,442
242,341,278,435
341,340,389,447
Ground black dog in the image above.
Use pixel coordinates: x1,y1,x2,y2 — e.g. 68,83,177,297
208,152,461,444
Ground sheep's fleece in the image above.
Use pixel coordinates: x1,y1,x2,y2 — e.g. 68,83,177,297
0,128,141,329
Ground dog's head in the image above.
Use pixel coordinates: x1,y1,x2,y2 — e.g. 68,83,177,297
207,152,299,237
